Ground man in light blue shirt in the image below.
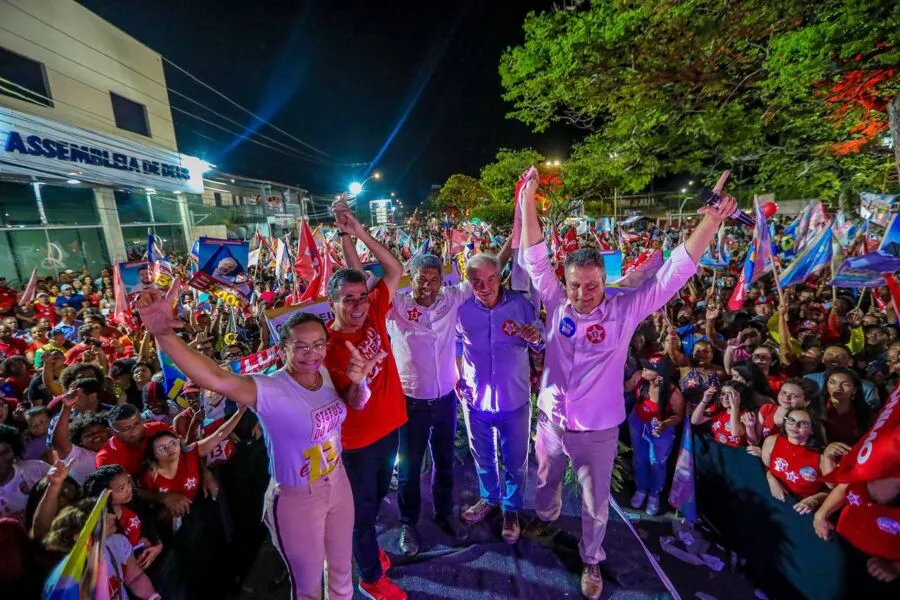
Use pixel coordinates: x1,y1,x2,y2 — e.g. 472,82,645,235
456,253,543,543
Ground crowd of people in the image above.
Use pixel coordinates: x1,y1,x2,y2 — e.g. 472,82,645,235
0,173,898,600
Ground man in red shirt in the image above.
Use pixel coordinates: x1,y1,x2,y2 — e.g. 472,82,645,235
95,404,171,475
0,278,17,317
33,293,57,326
324,203,408,600
0,324,26,361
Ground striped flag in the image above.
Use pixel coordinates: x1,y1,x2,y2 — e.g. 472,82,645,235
43,491,110,600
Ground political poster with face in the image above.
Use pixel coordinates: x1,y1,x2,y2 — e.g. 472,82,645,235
118,261,153,298
188,237,252,307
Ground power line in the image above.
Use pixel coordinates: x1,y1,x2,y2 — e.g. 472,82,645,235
2,0,334,160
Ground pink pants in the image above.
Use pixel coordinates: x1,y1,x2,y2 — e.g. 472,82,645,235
263,462,355,600
534,412,619,564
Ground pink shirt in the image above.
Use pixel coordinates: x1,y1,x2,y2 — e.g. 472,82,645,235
523,242,697,431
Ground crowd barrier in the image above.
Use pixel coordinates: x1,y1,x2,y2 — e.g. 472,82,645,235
692,434,896,600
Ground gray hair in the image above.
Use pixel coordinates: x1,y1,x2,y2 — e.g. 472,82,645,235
409,254,443,277
466,253,499,273
327,268,368,301
564,248,605,272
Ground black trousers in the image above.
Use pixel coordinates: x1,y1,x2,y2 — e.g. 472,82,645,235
397,392,457,525
342,428,400,583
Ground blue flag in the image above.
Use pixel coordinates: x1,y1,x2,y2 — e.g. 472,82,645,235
879,214,900,257
778,215,799,260
831,252,900,288
668,419,697,522
779,225,833,287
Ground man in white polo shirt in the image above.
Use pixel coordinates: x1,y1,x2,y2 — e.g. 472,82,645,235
519,174,736,599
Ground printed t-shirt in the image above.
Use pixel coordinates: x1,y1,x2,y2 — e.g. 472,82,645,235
95,421,173,476
710,408,749,447
0,460,50,522
324,280,407,450
837,483,900,560
768,435,823,498
140,446,202,502
251,367,347,486
759,403,779,438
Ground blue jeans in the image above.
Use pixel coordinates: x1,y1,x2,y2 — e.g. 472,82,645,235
628,411,676,495
397,392,457,525
462,400,531,512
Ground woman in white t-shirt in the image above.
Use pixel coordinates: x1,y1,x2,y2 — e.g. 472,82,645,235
0,424,50,524
137,285,384,600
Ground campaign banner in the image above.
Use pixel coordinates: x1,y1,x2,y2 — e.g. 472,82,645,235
265,260,460,343
859,192,898,227
830,252,900,288
599,250,623,280
188,237,252,307
879,214,900,257
158,348,190,407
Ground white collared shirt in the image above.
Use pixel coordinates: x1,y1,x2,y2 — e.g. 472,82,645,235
387,282,472,399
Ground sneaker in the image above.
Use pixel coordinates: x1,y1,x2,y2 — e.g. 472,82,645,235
646,494,661,516
398,525,419,557
359,576,407,600
379,547,392,574
630,489,648,509
522,517,552,539
580,563,603,600
501,511,520,544
461,499,498,524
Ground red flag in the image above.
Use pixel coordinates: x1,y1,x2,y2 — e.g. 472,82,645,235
563,227,579,257
294,221,317,280
449,230,468,256
18,268,38,308
113,263,134,330
298,242,326,304
883,274,900,318
824,386,900,484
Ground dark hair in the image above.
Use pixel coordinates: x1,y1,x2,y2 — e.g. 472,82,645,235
110,358,137,380
144,429,180,466
106,403,139,426
0,356,28,377
822,367,871,430
327,268,367,301
780,377,817,406
0,423,24,456
26,475,81,531
77,324,97,339
780,407,825,452
131,360,153,375
638,357,675,418
82,464,126,498
720,380,757,413
564,248,605,272
43,498,97,553
25,406,50,421
69,411,109,446
278,312,328,345
60,364,103,390
71,377,103,397
732,361,773,398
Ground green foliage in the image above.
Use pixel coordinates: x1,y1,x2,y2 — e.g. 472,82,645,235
500,0,900,201
470,203,516,229
437,174,492,215
479,148,544,203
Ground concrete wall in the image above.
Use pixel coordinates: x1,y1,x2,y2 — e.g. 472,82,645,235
0,0,178,151
191,225,228,240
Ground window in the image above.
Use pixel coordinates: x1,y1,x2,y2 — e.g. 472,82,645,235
0,181,42,226
0,46,52,107
114,190,152,224
110,92,150,137
214,192,222,207
41,185,98,226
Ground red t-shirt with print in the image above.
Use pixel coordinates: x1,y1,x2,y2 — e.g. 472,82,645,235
95,421,173,476
140,445,202,502
324,280,407,450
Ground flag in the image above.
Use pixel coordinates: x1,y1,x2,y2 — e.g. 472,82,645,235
147,229,173,288
510,166,538,292
227,346,282,375
448,230,468,257
190,239,200,262
794,200,814,252
43,491,109,600
802,201,827,250
112,263,133,330
294,220,318,281
884,273,900,318
562,226,579,257
778,214,799,260
727,201,773,310
298,238,328,303
879,214,900,257
778,225,832,287
403,239,431,273
830,252,900,288
668,419,697,522
824,386,900,484
18,267,38,308
158,348,189,404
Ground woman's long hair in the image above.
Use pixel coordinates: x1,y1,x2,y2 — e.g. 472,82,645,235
780,407,825,452
732,360,773,398
821,366,872,430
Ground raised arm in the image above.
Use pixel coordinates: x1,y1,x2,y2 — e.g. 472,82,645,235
135,285,257,408
196,406,248,457
520,173,542,249
333,198,403,300
340,230,364,272
684,196,738,263
496,235,513,272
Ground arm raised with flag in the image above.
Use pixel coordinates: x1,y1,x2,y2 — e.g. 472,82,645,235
332,198,403,301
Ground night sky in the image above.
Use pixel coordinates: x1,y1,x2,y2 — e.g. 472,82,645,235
76,0,574,206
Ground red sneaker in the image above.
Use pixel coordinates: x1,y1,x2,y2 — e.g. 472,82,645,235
359,575,407,600
379,547,392,573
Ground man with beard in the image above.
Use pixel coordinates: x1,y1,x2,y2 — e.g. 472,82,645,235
323,201,408,600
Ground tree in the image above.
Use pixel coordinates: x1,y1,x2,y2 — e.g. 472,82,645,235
436,174,492,216
479,148,544,202
470,204,515,229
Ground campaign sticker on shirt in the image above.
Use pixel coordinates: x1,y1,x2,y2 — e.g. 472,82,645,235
799,466,818,482
407,306,423,323
876,517,900,535
559,317,576,337
501,320,520,336
585,324,606,344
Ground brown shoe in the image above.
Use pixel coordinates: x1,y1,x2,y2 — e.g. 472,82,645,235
580,563,603,599
501,511,520,544
461,499,498,524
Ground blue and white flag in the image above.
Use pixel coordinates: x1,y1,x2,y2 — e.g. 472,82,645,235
779,224,833,287
668,419,697,522
879,214,900,257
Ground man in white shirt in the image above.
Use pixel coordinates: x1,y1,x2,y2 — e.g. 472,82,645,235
386,253,473,556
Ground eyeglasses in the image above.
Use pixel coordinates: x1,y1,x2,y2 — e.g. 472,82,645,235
154,439,180,453
337,296,370,307
112,420,143,434
784,416,811,429
288,341,327,355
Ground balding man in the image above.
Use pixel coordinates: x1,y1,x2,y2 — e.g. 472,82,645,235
519,176,735,599
456,252,543,544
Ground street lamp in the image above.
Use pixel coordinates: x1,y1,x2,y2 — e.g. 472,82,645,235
348,172,381,196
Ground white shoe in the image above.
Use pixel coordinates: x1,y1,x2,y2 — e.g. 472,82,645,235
646,494,661,516
630,490,648,509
